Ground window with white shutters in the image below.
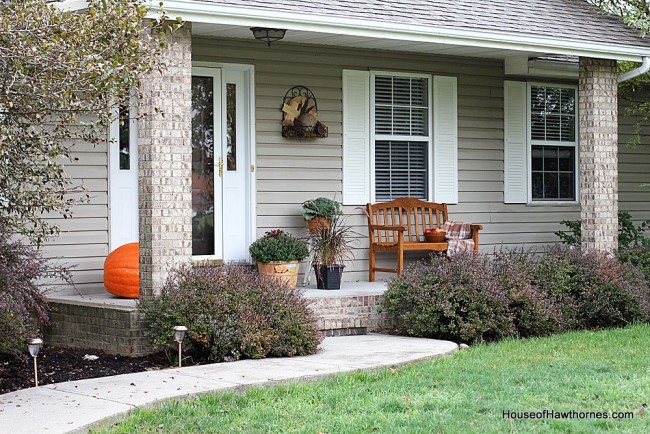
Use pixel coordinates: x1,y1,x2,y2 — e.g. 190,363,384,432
529,84,577,201
372,73,431,201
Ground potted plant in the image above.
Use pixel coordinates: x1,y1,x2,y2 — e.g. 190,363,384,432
309,215,355,290
249,229,309,289
302,197,342,234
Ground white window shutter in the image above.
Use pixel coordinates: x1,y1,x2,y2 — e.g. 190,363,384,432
342,70,371,205
433,76,458,204
504,81,528,203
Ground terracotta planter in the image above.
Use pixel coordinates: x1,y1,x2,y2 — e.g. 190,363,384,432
306,216,331,234
257,261,301,288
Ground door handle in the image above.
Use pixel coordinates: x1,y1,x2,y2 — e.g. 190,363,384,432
218,156,223,178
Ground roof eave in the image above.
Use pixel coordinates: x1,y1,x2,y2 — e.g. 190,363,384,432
56,0,650,61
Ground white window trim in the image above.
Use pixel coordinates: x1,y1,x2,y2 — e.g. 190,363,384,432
369,70,433,202
526,82,580,205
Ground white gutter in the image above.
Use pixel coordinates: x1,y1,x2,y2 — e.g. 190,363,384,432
618,56,650,82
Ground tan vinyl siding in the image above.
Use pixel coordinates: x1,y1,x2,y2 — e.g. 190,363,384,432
193,38,585,281
618,101,650,221
41,141,109,295
42,38,650,290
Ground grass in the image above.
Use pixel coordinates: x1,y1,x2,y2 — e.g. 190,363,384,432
96,325,650,433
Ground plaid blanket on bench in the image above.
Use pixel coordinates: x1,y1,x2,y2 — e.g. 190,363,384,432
443,220,475,255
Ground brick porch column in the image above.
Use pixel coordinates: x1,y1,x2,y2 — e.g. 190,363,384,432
579,57,618,253
138,23,193,298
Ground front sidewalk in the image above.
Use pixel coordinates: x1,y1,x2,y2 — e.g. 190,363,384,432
0,334,457,434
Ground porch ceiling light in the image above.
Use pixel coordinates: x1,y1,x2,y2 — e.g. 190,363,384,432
250,27,287,47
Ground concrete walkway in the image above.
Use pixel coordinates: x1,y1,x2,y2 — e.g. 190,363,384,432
0,334,457,434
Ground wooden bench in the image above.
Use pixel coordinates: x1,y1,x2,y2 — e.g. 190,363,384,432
366,197,483,282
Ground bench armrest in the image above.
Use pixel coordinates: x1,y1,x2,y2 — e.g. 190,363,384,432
369,224,407,232
470,224,483,231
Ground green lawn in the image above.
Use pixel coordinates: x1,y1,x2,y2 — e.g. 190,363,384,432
96,325,650,433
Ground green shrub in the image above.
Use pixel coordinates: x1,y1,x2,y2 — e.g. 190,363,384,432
533,246,650,329
492,251,565,337
382,254,515,344
249,229,309,263
618,245,650,282
139,265,321,362
0,222,71,356
555,211,650,249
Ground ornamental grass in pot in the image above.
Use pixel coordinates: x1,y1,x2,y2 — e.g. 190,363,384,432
309,215,356,290
249,229,309,289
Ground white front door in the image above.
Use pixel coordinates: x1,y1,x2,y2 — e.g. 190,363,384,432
109,105,139,251
191,65,254,262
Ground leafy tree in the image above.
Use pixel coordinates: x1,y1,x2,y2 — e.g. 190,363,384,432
0,0,179,245
588,0,650,146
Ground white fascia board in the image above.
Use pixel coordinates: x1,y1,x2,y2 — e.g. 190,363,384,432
140,0,646,61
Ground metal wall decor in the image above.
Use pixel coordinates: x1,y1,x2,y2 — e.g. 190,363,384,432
281,86,328,139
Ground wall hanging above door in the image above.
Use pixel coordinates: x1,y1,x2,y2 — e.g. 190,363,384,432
280,86,328,139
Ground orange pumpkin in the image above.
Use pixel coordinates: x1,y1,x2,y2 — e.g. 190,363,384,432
104,242,139,299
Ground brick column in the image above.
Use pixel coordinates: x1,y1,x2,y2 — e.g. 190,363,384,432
579,57,618,253
138,23,193,298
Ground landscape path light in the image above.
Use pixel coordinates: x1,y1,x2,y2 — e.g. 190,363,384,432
173,325,188,368
27,338,43,387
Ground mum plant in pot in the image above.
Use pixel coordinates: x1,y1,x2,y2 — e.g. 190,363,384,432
309,215,355,290
249,229,309,289
302,197,342,234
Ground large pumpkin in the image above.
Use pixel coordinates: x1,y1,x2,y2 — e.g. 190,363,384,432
104,242,139,299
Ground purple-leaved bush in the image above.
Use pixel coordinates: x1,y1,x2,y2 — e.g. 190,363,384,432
0,222,71,356
139,265,322,361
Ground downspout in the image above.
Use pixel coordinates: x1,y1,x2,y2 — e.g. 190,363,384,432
618,56,650,82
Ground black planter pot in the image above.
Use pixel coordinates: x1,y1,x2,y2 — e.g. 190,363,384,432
313,264,345,290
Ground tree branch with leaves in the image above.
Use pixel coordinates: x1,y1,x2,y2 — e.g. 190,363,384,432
0,0,181,245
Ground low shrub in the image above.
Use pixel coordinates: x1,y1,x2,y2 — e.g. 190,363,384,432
617,245,650,282
532,246,650,329
555,210,650,249
492,251,565,337
139,265,322,362
0,223,71,357
382,254,515,344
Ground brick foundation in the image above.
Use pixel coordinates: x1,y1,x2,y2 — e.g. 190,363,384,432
44,300,151,356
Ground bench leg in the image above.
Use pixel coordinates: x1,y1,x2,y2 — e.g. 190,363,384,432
369,247,376,282
397,248,404,275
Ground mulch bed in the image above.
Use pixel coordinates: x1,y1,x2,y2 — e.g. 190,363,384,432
0,346,201,395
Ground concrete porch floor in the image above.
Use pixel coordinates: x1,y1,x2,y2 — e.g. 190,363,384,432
47,280,390,306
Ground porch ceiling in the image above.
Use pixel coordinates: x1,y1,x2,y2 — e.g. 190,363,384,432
192,23,542,60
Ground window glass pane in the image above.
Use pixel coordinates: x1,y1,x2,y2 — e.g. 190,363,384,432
393,77,411,105
191,76,215,256
375,76,393,105
375,106,392,134
543,147,558,171
392,106,411,135
374,75,429,137
531,147,543,171
531,145,575,201
118,106,130,170
530,85,575,143
559,173,574,200
543,172,559,199
532,172,543,199
226,83,236,171
375,140,428,201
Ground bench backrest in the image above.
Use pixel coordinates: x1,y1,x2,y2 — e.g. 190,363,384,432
367,198,448,243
